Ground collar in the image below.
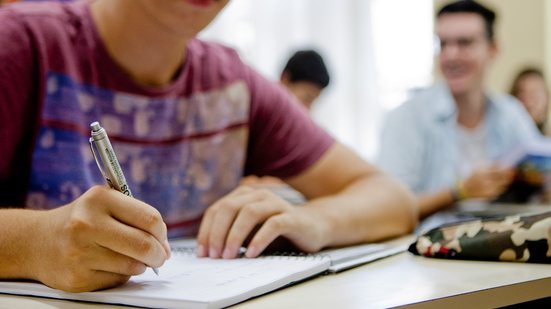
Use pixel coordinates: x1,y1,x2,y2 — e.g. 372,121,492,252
431,82,496,123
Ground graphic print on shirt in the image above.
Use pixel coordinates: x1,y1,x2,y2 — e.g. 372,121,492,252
26,72,250,237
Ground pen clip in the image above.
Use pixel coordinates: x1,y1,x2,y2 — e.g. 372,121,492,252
89,137,114,188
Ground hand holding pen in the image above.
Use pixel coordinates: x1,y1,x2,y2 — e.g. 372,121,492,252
28,184,170,292
13,122,169,292
89,121,168,275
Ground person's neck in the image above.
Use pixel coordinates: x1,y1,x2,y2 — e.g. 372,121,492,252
91,1,190,87
453,88,486,129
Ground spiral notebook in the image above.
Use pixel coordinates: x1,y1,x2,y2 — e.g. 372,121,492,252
0,239,405,309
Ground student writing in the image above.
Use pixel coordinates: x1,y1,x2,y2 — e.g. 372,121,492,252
0,0,416,292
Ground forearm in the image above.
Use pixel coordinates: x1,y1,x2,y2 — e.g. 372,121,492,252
0,208,46,280
418,189,455,219
304,173,417,247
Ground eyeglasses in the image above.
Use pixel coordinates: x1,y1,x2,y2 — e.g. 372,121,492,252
434,35,490,54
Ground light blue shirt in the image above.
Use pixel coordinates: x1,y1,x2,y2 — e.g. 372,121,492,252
377,83,540,194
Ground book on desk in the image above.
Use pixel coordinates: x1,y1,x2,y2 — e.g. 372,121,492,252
0,239,406,309
496,138,551,203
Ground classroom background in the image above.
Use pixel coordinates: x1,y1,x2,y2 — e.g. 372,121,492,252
11,0,551,159
200,0,551,159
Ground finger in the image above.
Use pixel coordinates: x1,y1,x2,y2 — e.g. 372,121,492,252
222,201,283,259
207,191,269,258
488,170,512,182
494,165,515,173
94,221,168,268
106,193,168,246
479,183,500,198
196,206,215,257
196,186,255,257
207,204,239,258
225,185,256,198
233,185,255,195
88,245,148,276
488,172,514,188
89,187,168,252
245,214,291,258
486,167,511,178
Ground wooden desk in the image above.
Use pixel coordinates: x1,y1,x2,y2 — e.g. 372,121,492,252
2,241,551,308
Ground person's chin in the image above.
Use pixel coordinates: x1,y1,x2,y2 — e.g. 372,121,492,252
185,0,218,8
445,78,471,96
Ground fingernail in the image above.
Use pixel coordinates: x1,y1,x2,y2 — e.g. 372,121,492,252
245,246,257,258
197,244,206,257
222,248,234,259
209,247,219,258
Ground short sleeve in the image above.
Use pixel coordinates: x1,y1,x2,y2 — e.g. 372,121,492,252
243,66,334,179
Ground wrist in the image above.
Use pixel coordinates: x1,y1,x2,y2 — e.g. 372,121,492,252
0,209,46,280
450,180,469,202
25,209,53,281
301,205,334,250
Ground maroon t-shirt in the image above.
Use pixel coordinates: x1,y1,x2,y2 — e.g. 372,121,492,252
0,1,333,236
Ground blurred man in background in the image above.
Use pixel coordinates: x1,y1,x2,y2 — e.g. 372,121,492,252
280,49,330,110
378,0,539,219
242,50,331,187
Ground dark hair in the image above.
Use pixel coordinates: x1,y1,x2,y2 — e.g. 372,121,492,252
510,67,546,97
281,50,330,89
437,0,496,40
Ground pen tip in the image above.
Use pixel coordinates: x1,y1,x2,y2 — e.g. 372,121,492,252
153,268,160,276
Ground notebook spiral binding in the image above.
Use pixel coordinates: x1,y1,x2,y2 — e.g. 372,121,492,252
264,251,329,261
170,245,329,260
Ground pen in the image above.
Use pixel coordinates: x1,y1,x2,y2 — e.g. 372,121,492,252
89,121,160,275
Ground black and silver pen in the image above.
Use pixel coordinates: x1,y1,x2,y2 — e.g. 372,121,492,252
89,121,160,275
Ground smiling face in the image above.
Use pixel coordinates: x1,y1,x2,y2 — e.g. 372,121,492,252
437,13,497,97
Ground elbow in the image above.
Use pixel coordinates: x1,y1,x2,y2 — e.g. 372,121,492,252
399,186,418,234
385,176,418,237
362,173,418,242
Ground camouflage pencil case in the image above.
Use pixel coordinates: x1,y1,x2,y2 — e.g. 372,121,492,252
408,211,551,263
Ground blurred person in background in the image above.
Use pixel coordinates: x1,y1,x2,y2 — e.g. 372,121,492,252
510,67,550,136
242,49,331,188
280,49,330,110
378,0,539,219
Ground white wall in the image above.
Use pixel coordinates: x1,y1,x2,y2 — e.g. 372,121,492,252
201,0,434,159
